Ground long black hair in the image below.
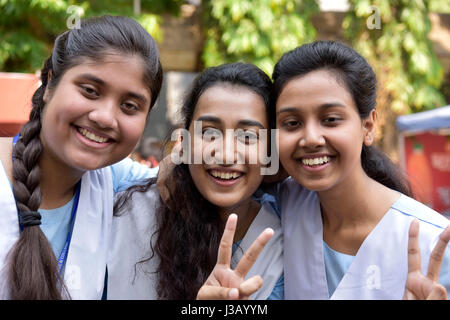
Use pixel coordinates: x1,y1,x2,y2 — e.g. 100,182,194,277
8,15,162,300
115,62,272,299
272,40,412,196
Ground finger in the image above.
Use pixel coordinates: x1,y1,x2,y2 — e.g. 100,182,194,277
407,219,422,274
238,275,263,298
426,283,448,300
426,225,450,281
197,286,239,300
235,228,274,277
217,214,238,266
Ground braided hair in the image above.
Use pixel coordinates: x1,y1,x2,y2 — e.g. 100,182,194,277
7,15,163,299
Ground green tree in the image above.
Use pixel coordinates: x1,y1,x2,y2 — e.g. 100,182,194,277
0,0,182,73
201,0,319,75
343,0,447,157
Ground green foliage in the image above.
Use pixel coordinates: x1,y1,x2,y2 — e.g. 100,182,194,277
344,0,446,113
202,0,319,75
428,0,450,13
0,0,177,72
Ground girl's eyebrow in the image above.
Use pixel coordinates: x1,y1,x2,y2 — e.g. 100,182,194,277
277,102,346,115
78,73,148,105
196,116,264,129
276,107,298,115
196,115,221,124
318,102,346,110
78,73,105,85
237,119,265,129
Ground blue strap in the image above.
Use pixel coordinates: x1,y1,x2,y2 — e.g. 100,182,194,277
13,133,82,275
57,180,81,275
101,267,108,300
12,134,19,162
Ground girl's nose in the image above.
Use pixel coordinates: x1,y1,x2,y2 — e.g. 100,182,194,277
299,123,325,148
87,100,118,129
214,130,237,165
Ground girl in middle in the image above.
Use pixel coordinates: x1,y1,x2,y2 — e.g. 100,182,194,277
107,62,283,300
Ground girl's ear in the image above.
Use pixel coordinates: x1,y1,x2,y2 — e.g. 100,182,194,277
42,70,53,103
362,109,376,146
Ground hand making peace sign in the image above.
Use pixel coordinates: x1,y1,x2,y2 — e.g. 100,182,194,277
403,220,450,300
197,214,274,300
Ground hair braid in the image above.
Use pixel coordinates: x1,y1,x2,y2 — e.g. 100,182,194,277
8,57,67,300
6,15,163,299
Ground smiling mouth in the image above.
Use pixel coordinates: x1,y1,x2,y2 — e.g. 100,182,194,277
208,169,243,181
75,126,112,144
300,156,332,167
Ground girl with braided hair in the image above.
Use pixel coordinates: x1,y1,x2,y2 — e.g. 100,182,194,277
0,15,162,299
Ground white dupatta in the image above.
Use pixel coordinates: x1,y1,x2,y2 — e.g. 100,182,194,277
231,202,283,300
0,161,113,299
281,178,449,300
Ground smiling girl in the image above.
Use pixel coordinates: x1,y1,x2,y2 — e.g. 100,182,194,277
272,41,450,299
0,16,162,299
108,63,282,300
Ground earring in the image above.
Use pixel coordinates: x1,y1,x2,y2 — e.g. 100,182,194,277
364,133,373,146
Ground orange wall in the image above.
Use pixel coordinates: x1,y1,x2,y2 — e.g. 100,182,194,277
0,72,39,137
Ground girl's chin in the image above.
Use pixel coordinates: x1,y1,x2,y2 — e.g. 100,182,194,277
292,175,334,192
69,156,112,172
206,195,247,209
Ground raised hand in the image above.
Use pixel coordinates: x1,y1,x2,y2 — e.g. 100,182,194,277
403,219,450,300
197,214,274,300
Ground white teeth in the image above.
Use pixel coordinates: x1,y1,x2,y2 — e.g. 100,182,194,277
210,170,242,180
78,127,108,143
302,156,330,166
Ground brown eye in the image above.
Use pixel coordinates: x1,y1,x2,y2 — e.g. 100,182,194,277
282,120,300,130
202,128,222,141
121,102,139,114
323,116,341,126
80,85,99,98
235,129,258,145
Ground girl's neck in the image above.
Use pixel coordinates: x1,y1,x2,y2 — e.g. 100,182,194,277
318,168,399,255
217,198,261,243
38,151,84,210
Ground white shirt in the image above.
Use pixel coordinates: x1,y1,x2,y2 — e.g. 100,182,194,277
280,178,450,300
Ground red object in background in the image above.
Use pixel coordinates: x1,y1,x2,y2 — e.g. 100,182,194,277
139,156,159,168
0,72,39,137
403,133,450,217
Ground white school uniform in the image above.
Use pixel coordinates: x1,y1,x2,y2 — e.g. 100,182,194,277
230,201,283,300
107,185,283,300
0,160,114,299
107,184,160,299
280,177,450,300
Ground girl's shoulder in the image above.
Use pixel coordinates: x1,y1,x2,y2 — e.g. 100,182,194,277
390,193,449,230
110,157,159,194
279,177,316,205
115,183,160,216
0,137,13,182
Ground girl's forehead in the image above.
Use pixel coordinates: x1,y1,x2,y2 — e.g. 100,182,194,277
276,70,355,110
193,85,268,125
62,54,151,98
68,53,144,73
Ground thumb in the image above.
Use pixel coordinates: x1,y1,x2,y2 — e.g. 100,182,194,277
197,286,239,300
426,284,448,300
